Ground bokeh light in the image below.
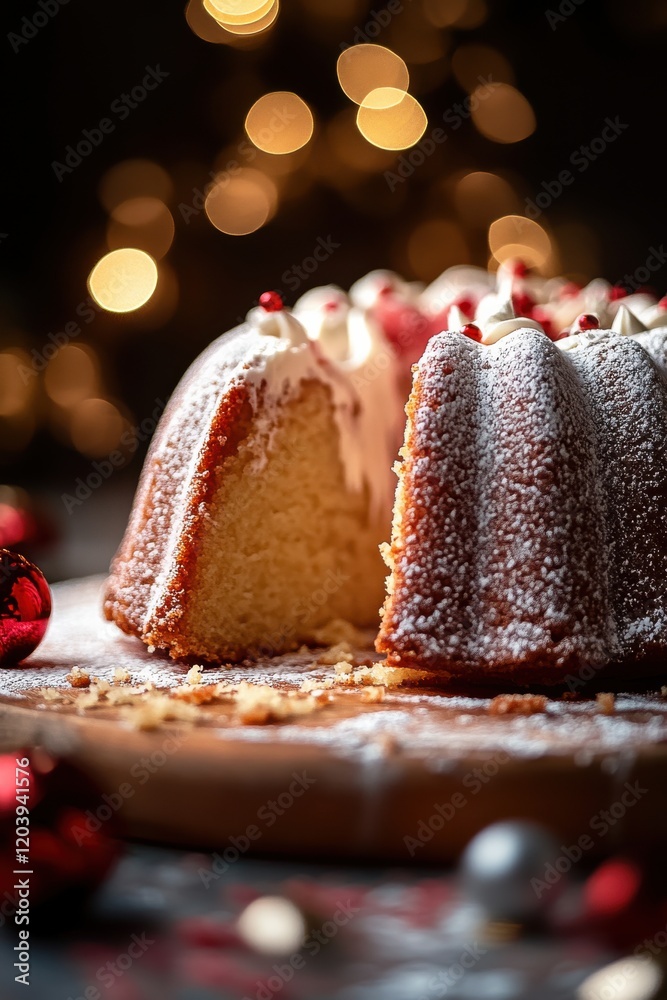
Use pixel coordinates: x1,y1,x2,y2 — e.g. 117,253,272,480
326,109,397,173
454,172,520,228
245,92,314,154
237,897,307,956
336,44,409,105
0,351,33,417
406,218,470,281
87,248,159,313
489,215,551,268
422,0,468,27
44,346,100,408
203,0,279,33
356,89,427,150
205,168,277,234
69,398,127,458
107,197,175,260
98,160,173,213
207,0,270,17
471,83,536,144
451,44,515,92
186,0,232,42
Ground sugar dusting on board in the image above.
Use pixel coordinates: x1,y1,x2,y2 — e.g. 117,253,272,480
1,578,666,761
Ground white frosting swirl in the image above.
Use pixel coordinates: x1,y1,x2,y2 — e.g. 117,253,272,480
610,304,647,336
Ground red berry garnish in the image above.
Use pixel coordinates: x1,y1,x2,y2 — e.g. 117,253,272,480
658,296,667,311
609,285,627,301
453,296,474,318
259,290,283,313
575,313,600,331
531,306,555,338
512,292,534,316
323,300,340,312
560,282,582,298
461,323,482,342
378,283,394,298
511,260,529,278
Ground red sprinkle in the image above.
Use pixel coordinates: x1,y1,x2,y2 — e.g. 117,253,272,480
461,323,482,342
378,282,394,297
575,313,600,331
609,285,627,301
323,299,340,312
259,290,283,312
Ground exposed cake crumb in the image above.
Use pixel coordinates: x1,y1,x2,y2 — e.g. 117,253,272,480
113,667,131,685
41,687,64,702
173,684,219,705
186,664,204,686
334,660,353,676
90,678,111,695
299,677,335,692
123,695,199,731
317,642,354,666
489,694,548,716
66,666,90,688
596,692,615,715
359,685,386,703
346,663,430,688
309,619,368,647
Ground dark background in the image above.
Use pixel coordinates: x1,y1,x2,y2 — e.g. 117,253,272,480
1,0,665,577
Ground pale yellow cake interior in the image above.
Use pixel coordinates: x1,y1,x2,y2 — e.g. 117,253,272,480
179,379,386,660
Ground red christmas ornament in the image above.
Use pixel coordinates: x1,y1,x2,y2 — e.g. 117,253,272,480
575,313,600,332
0,750,120,919
584,858,643,918
461,323,483,342
258,290,283,313
609,285,627,301
0,550,51,666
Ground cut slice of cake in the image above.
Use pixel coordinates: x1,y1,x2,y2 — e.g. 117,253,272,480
104,296,398,662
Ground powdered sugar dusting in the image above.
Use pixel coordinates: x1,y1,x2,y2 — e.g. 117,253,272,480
380,328,667,681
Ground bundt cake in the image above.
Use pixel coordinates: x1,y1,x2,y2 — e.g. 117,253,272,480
104,293,403,662
106,257,667,684
376,323,667,684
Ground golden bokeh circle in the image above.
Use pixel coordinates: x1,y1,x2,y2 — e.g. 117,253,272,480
87,248,159,313
336,44,409,105
471,83,536,144
356,89,427,150
245,92,314,154
205,168,277,234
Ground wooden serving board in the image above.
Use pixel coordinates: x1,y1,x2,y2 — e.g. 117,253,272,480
1,577,666,861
